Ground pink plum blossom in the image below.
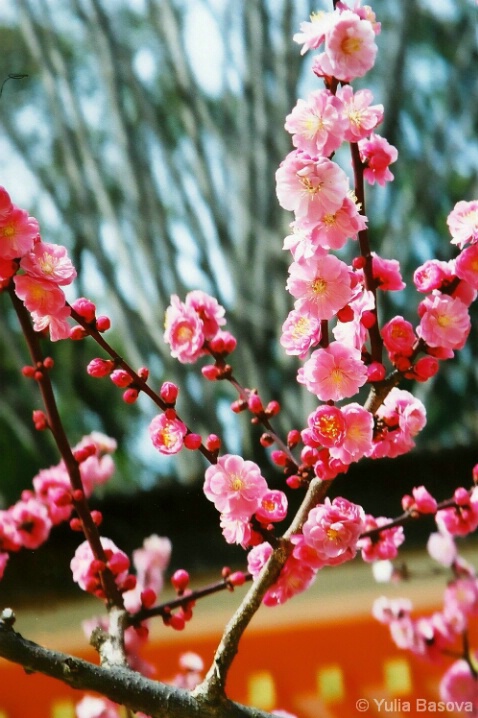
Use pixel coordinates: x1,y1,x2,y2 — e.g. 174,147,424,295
247,541,273,578
286,253,354,320
31,306,72,341
371,254,405,291
332,287,375,351
184,290,226,339
275,151,349,225
293,11,333,54
262,554,317,606
123,534,172,613
381,316,416,357
282,226,320,262
411,485,437,514
320,10,378,82
284,89,346,157
71,538,131,595
280,309,321,358
447,199,478,249
203,454,268,517
417,294,470,350
455,243,478,289
0,203,39,260
413,259,455,293
443,577,478,633
0,510,22,552
33,466,73,524
334,402,374,463
164,295,206,363
75,695,121,718
427,531,457,567
14,274,66,316
248,542,317,606
20,241,77,285
358,515,405,562
9,497,52,549
255,490,288,524
312,448,350,481
298,342,368,401
358,133,398,186
439,658,478,707
301,496,365,566
219,513,253,547
303,405,347,448
336,85,383,142
309,196,367,250
149,410,188,455
435,487,478,537
371,388,426,459
372,596,413,624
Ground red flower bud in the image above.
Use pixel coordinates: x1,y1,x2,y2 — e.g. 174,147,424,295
205,434,221,452
201,364,221,381
95,315,111,332
265,400,281,416
122,388,139,404
159,381,179,403
87,358,115,378
184,433,202,450
361,310,376,328
140,588,157,609
72,297,96,323
171,569,190,592
248,394,264,414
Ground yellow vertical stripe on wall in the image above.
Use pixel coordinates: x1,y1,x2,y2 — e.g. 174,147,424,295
51,700,75,718
247,671,277,711
383,658,412,695
317,665,345,702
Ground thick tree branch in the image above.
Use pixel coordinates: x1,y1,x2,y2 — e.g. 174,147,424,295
0,615,278,718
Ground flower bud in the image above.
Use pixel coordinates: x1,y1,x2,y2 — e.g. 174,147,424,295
205,434,221,452
184,433,202,450
110,369,132,388
171,569,190,592
201,364,221,381
122,388,139,404
72,297,96,323
87,358,115,378
159,381,179,403
96,315,111,332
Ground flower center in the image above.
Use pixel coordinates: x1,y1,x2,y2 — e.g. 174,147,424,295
311,277,327,294
177,325,193,342
292,317,310,338
231,474,244,492
341,36,362,56
317,415,342,440
39,253,57,275
2,224,15,238
303,114,324,138
300,176,321,196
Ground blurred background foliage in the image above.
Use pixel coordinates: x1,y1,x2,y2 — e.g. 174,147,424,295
1,0,478,506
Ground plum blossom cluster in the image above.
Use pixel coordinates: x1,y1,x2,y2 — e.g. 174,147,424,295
203,454,288,547
0,432,116,581
244,496,367,606
274,0,478,488
373,492,478,708
0,186,76,340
